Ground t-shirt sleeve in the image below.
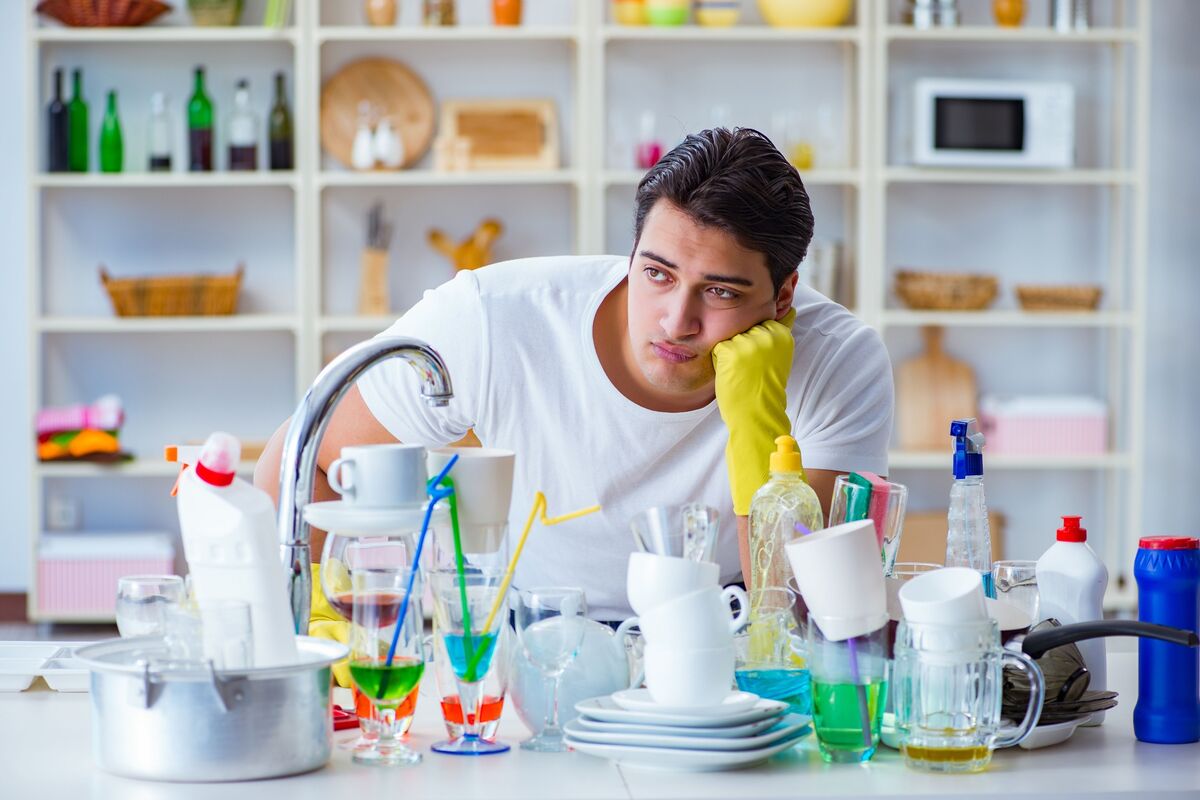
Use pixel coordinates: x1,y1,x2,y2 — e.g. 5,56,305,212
356,270,487,446
790,324,894,477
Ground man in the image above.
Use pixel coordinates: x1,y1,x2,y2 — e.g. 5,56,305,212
255,127,893,622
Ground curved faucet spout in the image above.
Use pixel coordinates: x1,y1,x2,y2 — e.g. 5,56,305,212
276,337,453,632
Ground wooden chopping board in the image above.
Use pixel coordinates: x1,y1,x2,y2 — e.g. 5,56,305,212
320,58,435,170
896,326,978,451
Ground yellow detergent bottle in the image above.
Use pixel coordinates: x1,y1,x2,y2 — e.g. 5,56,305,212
749,435,825,595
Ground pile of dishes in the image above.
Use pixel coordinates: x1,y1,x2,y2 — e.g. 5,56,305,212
565,689,809,772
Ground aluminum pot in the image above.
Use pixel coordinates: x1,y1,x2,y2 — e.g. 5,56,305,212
76,636,347,782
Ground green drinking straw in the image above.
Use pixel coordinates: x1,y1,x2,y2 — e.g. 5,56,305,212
442,475,481,682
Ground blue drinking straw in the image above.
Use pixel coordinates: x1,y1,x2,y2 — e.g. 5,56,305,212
384,454,459,667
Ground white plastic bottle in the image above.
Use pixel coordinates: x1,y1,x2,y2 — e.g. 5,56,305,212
1037,515,1108,724
176,432,298,667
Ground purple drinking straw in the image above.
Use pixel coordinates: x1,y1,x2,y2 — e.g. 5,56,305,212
846,634,873,748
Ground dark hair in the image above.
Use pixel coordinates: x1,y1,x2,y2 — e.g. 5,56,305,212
633,127,814,293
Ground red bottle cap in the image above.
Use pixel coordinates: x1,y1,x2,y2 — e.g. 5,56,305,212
1138,536,1200,551
1057,516,1087,543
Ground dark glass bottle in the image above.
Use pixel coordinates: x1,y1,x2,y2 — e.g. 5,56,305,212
99,90,123,173
47,68,69,172
268,72,293,171
67,69,88,172
188,66,214,171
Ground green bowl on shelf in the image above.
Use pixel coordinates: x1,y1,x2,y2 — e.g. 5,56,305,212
646,0,689,26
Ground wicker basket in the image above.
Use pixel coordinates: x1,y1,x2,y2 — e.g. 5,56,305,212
1015,284,1103,312
36,0,172,27
895,270,999,311
99,264,244,317
187,0,243,26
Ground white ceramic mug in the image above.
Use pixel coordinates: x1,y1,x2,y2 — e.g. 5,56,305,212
327,444,427,507
784,519,889,642
898,566,989,625
630,585,749,649
626,552,720,616
643,642,735,708
426,447,515,527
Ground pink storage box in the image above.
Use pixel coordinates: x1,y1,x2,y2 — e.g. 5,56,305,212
38,532,175,616
979,395,1108,456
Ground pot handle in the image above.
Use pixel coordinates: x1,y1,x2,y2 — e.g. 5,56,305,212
131,660,165,710
206,661,247,713
1021,620,1199,660
994,649,1044,748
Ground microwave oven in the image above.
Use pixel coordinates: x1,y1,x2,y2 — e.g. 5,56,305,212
911,78,1075,169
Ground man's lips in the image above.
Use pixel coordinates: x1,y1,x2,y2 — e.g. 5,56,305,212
651,342,697,363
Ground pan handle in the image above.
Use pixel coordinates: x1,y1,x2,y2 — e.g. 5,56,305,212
1021,620,1199,660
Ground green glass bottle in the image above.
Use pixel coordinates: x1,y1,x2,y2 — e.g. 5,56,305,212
188,66,214,171
67,68,88,172
99,90,123,173
268,71,293,171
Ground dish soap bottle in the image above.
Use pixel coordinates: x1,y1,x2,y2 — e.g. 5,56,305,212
1038,515,1108,724
749,435,824,595
945,418,995,598
176,432,299,667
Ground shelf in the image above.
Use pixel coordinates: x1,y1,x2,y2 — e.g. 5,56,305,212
28,610,116,624
318,170,581,188
888,451,1132,470
884,25,1137,44
602,25,862,43
37,315,300,334
37,460,257,478
35,26,297,43
884,168,1137,186
881,310,1133,328
320,316,398,334
317,25,578,43
603,169,861,187
36,172,299,189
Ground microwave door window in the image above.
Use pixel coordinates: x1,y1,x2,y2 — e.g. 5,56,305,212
934,97,1025,151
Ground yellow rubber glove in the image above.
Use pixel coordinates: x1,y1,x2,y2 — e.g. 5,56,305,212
712,308,799,516
308,562,353,688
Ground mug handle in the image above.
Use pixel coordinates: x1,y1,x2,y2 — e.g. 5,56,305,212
614,617,644,689
993,649,1045,748
722,585,750,634
327,457,355,498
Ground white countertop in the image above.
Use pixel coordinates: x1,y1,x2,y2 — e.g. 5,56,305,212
2,651,1197,799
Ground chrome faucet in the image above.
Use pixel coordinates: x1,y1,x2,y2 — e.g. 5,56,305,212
276,337,453,633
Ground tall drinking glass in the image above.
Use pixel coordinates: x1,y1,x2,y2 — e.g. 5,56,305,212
348,567,425,767
514,587,587,752
430,569,510,755
734,587,811,716
115,575,186,638
807,620,889,763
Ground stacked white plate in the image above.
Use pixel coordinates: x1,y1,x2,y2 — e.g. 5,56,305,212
0,641,92,692
566,689,810,772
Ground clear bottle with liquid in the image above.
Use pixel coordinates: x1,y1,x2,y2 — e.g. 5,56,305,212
749,435,825,595
945,419,995,597
147,92,172,172
227,79,258,171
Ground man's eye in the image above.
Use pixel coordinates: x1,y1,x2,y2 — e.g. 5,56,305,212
708,286,739,301
645,267,668,283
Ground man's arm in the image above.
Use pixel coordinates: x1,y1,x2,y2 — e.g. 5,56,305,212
736,467,840,590
253,384,398,561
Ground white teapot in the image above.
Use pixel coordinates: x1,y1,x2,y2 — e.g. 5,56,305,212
508,618,641,733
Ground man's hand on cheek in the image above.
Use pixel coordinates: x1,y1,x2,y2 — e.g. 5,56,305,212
712,308,798,516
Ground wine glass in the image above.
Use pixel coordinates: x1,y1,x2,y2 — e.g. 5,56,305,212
321,534,419,622
429,568,510,755
115,575,186,638
348,566,426,767
513,587,587,752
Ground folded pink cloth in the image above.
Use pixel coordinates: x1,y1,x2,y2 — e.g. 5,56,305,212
37,395,124,437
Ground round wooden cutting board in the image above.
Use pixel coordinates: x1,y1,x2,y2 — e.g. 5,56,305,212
320,58,435,170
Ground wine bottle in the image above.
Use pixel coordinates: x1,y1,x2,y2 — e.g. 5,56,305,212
188,66,214,171
47,68,69,172
227,79,258,171
99,90,123,173
268,71,293,171
147,92,172,172
67,68,88,172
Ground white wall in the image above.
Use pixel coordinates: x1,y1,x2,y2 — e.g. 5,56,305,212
0,2,1196,592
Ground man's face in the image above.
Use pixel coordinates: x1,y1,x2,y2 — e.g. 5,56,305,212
626,200,793,395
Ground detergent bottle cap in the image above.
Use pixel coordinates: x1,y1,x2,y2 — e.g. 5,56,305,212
1057,515,1087,543
769,435,804,474
951,418,985,480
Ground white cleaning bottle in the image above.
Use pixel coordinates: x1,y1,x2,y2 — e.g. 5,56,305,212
1037,515,1108,724
177,432,298,667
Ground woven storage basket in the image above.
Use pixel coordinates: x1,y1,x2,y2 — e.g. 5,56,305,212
1015,284,1103,311
36,0,171,27
99,264,244,317
895,270,999,311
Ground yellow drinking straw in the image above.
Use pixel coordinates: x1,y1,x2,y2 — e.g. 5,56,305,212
465,492,600,676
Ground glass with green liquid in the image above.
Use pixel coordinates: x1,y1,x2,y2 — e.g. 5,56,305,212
349,567,426,767
806,619,889,763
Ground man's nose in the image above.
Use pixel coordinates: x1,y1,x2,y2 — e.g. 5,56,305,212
660,296,701,340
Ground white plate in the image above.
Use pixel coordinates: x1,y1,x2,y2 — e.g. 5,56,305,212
612,688,759,718
302,499,447,533
566,728,807,772
576,695,788,728
564,716,811,752
1009,715,1092,750
39,658,89,692
573,714,785,739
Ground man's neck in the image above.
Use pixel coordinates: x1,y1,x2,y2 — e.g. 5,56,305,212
592,279,714,413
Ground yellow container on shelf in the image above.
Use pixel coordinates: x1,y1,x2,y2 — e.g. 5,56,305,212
646,0,689,26
758,0,852,27
613,0,648,25
695,0,741,27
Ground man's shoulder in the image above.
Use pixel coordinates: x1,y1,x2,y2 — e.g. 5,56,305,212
470,254,626,298
790,283,886,362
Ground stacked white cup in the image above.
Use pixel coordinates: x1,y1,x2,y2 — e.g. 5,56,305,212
625,552,749,707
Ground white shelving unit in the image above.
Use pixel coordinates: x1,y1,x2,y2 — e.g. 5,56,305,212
25,0,1150,619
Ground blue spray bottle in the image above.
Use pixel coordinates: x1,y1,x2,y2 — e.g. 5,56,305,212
945,419,995,598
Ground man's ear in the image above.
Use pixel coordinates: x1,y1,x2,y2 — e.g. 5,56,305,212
774,272,799,320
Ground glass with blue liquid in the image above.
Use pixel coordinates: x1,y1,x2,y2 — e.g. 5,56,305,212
734,587,812,717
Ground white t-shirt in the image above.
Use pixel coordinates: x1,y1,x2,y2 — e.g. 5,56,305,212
359,255,894,619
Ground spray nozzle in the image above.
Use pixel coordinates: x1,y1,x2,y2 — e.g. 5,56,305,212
951,418,985,479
